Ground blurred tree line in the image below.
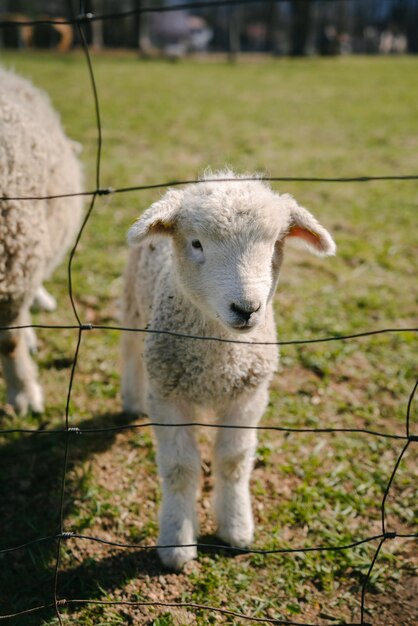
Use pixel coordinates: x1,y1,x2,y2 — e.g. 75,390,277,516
1,0,417,55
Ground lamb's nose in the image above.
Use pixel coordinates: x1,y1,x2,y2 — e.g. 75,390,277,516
230,302,261,323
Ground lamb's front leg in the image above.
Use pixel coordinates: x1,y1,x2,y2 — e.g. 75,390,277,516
0,311,44,415
213,383,269,548
150,396,201,571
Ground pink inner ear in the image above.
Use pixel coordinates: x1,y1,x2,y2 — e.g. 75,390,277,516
287,225,321,248
150,219,175,235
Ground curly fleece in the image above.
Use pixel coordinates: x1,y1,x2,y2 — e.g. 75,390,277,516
0,68,83,324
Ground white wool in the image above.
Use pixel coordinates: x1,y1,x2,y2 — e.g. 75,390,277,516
0,68,83,415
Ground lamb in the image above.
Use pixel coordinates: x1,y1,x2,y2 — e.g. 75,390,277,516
0,68,83,415
122,171,336,571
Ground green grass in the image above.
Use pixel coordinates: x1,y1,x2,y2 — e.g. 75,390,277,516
0,52,417,626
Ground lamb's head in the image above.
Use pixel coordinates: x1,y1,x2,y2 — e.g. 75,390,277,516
128,174,336,334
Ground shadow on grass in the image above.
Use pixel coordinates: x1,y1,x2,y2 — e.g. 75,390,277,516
0,410,143,625
55,534,244,622
0,410,245,625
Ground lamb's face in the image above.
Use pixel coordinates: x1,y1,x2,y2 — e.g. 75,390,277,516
128,176,336,335
172,214,283,334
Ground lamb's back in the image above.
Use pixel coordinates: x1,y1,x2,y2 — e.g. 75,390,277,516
0,69,83,312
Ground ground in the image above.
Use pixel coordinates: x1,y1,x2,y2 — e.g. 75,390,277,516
0,52,417,625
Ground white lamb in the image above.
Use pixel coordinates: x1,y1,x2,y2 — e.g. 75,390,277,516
0,68,83,415
122,172,336,571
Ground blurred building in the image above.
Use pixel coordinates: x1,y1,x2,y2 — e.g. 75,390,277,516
0,0,417,55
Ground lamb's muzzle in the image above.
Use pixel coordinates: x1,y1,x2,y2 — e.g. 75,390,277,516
229,301,261,329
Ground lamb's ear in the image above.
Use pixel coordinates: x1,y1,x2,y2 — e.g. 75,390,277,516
284,196,336,257
128,189,183,247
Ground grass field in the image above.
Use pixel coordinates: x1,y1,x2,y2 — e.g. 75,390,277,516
0,52,417,625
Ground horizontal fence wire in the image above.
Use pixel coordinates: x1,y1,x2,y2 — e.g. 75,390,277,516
2,174,418,202
0,422,412,440
1,529,418,559
0,323,417,344
0,598,373,626
0,2,417,625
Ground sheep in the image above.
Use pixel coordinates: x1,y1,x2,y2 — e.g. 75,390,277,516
122,171,336,571
0,68,83,415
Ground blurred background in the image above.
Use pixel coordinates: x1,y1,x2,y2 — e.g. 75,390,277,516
1,0,418,58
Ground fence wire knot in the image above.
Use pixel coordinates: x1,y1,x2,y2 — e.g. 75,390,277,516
76,13,93,22
384,531,397,540
56,599,68,607
80,323,93,331
97,187,114,196
61,532,75,540
67,427,82,435
408,434,418,442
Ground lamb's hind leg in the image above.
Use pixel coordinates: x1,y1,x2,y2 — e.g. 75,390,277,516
0,311,44,415
213,382,269,548
150,394,201,571
121,331,147,416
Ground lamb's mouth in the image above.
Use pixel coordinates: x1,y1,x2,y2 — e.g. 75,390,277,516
228,320,259,333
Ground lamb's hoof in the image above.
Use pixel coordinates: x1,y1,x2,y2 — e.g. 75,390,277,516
216,524,254,550
157,544,197,572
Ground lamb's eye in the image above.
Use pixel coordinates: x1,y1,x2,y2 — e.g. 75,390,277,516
191,239,203,250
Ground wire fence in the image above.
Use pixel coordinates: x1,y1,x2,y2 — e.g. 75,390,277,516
0,1,417,625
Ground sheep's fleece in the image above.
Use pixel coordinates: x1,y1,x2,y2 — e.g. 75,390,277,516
122,172,336,571
0,68,83,414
